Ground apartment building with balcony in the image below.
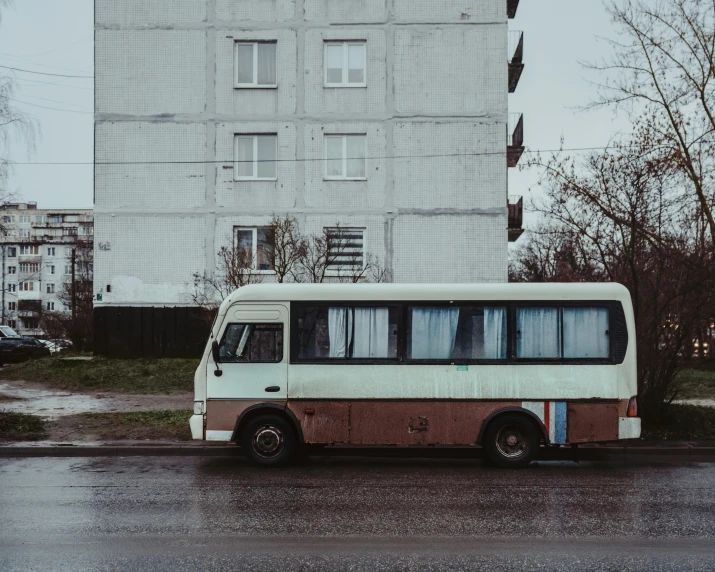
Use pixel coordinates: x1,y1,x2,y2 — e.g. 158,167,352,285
94,0,526,355
0,203,94,337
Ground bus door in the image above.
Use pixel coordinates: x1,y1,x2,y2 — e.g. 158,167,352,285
207,304,289,401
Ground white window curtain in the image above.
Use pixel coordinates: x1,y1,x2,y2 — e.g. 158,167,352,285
235,137,253,177
517,307,561,358
483,307,507,359
257,43,276,85
410,307,460,359
236,44,253,84
353,308,389,358
328,308,352,358
563,307,610,358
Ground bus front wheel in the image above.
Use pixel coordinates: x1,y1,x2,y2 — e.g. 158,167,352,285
483,414,540,469
240,414,297,467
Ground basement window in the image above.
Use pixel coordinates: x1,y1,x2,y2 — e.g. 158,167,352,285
324,41,366,87
234,41,277,88
234,134,278,180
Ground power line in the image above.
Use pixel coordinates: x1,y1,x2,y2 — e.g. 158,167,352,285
9,144,683,166
12,99,93,114
0,65,93,79
14,77,94,91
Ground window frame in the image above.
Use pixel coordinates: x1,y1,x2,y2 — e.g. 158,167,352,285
234,226,275,274
234,134,278,181
234,41,278,89
324,134,367,181
324,41,367,88
217,322,284,364
290,300,622,366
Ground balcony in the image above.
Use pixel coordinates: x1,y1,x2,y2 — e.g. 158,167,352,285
508,31,524,93
507,0,520,18
508,112,524,167
508,195,524,242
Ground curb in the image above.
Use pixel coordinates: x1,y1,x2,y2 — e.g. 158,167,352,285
1,445,714,461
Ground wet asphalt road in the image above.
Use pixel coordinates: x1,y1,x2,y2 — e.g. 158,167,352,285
1,456,715,571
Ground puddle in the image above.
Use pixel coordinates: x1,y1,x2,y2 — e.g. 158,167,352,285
0,382,192,419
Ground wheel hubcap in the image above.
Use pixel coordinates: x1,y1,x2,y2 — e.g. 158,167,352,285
253,425,284,458
495,425,528,459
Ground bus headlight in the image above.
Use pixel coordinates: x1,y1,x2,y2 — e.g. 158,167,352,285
193,401,204,415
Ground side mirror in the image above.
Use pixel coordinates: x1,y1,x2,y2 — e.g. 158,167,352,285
211,341,222,377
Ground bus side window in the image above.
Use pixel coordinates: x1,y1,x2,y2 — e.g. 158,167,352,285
218,323,283,363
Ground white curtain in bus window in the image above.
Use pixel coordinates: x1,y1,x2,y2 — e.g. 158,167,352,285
563,307,610,358
411,307,460,359
353,308,389,358
328,308,352,358
483,307,507,359
517,307,561,358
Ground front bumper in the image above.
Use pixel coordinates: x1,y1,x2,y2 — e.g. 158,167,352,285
189,414,204,440
618,417,641,440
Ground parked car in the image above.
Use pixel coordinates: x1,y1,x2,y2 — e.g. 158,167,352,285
0,325,21,339
0,337,51,364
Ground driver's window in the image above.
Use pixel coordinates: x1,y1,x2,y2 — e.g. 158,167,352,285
218,323,283,363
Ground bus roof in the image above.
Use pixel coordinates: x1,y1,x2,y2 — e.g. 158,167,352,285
226,282,632,305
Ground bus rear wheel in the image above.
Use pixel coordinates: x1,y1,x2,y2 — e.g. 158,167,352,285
483,414,541,469
240,414,297,467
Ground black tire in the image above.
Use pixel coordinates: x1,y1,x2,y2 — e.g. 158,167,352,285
240,414,297,467
483,414,541,469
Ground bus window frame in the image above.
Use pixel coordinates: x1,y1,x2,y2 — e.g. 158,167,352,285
290,300,625,366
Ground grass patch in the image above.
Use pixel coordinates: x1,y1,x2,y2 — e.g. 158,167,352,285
66,409,193,441
0,411,47,441
675,367,715,400
0,356,199,394
642,404,715,441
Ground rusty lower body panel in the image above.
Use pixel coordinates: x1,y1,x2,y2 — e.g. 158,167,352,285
206,399,630,446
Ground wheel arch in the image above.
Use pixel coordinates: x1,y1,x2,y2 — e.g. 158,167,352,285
231,403,304,444
477,407,550,446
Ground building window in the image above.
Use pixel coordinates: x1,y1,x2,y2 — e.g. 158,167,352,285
19,215,31,224
7,266,15,275
49,215,62,223
35,216,44,224
19,245,39,255
65,265,72,275
325,135,367,180
7,302,16,311
46,283,55,294
2,215,15,223
325,227,365,271
46,302,55,311
7,320,16,329
324,41,366,87
234,134,277,180
22,317,38,330
49,265,55,275
235,227,274,271
19,262,40,273
19,229,30,238
234,41,277,88
8,284,16,293
47,247,55,256
20,281,35,291
7,247,16,257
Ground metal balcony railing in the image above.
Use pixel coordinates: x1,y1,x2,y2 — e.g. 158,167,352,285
508,113,524,167
508,195,524,242
507,0,520,18
508,31,524,93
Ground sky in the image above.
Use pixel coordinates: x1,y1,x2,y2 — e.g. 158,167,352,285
0,0,631,217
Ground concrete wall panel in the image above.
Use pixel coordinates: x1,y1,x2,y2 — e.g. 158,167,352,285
393,0,504,23
216,0,296,22
96,0,207,26
304,0,387,23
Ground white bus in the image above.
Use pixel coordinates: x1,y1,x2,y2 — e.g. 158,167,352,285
190,283,640,468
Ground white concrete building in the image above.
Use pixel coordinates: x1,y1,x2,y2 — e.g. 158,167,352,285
0,203,94,337
94,0,525,352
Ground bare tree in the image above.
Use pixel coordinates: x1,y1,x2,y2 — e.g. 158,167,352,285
516,139,715,420
266,214,307,283
41,243,94,350
588,0,715,245
0,0,38,209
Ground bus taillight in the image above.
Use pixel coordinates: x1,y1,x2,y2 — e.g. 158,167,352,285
627,397,638,417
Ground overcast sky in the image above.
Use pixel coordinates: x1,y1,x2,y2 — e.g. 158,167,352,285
0,0,630,217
